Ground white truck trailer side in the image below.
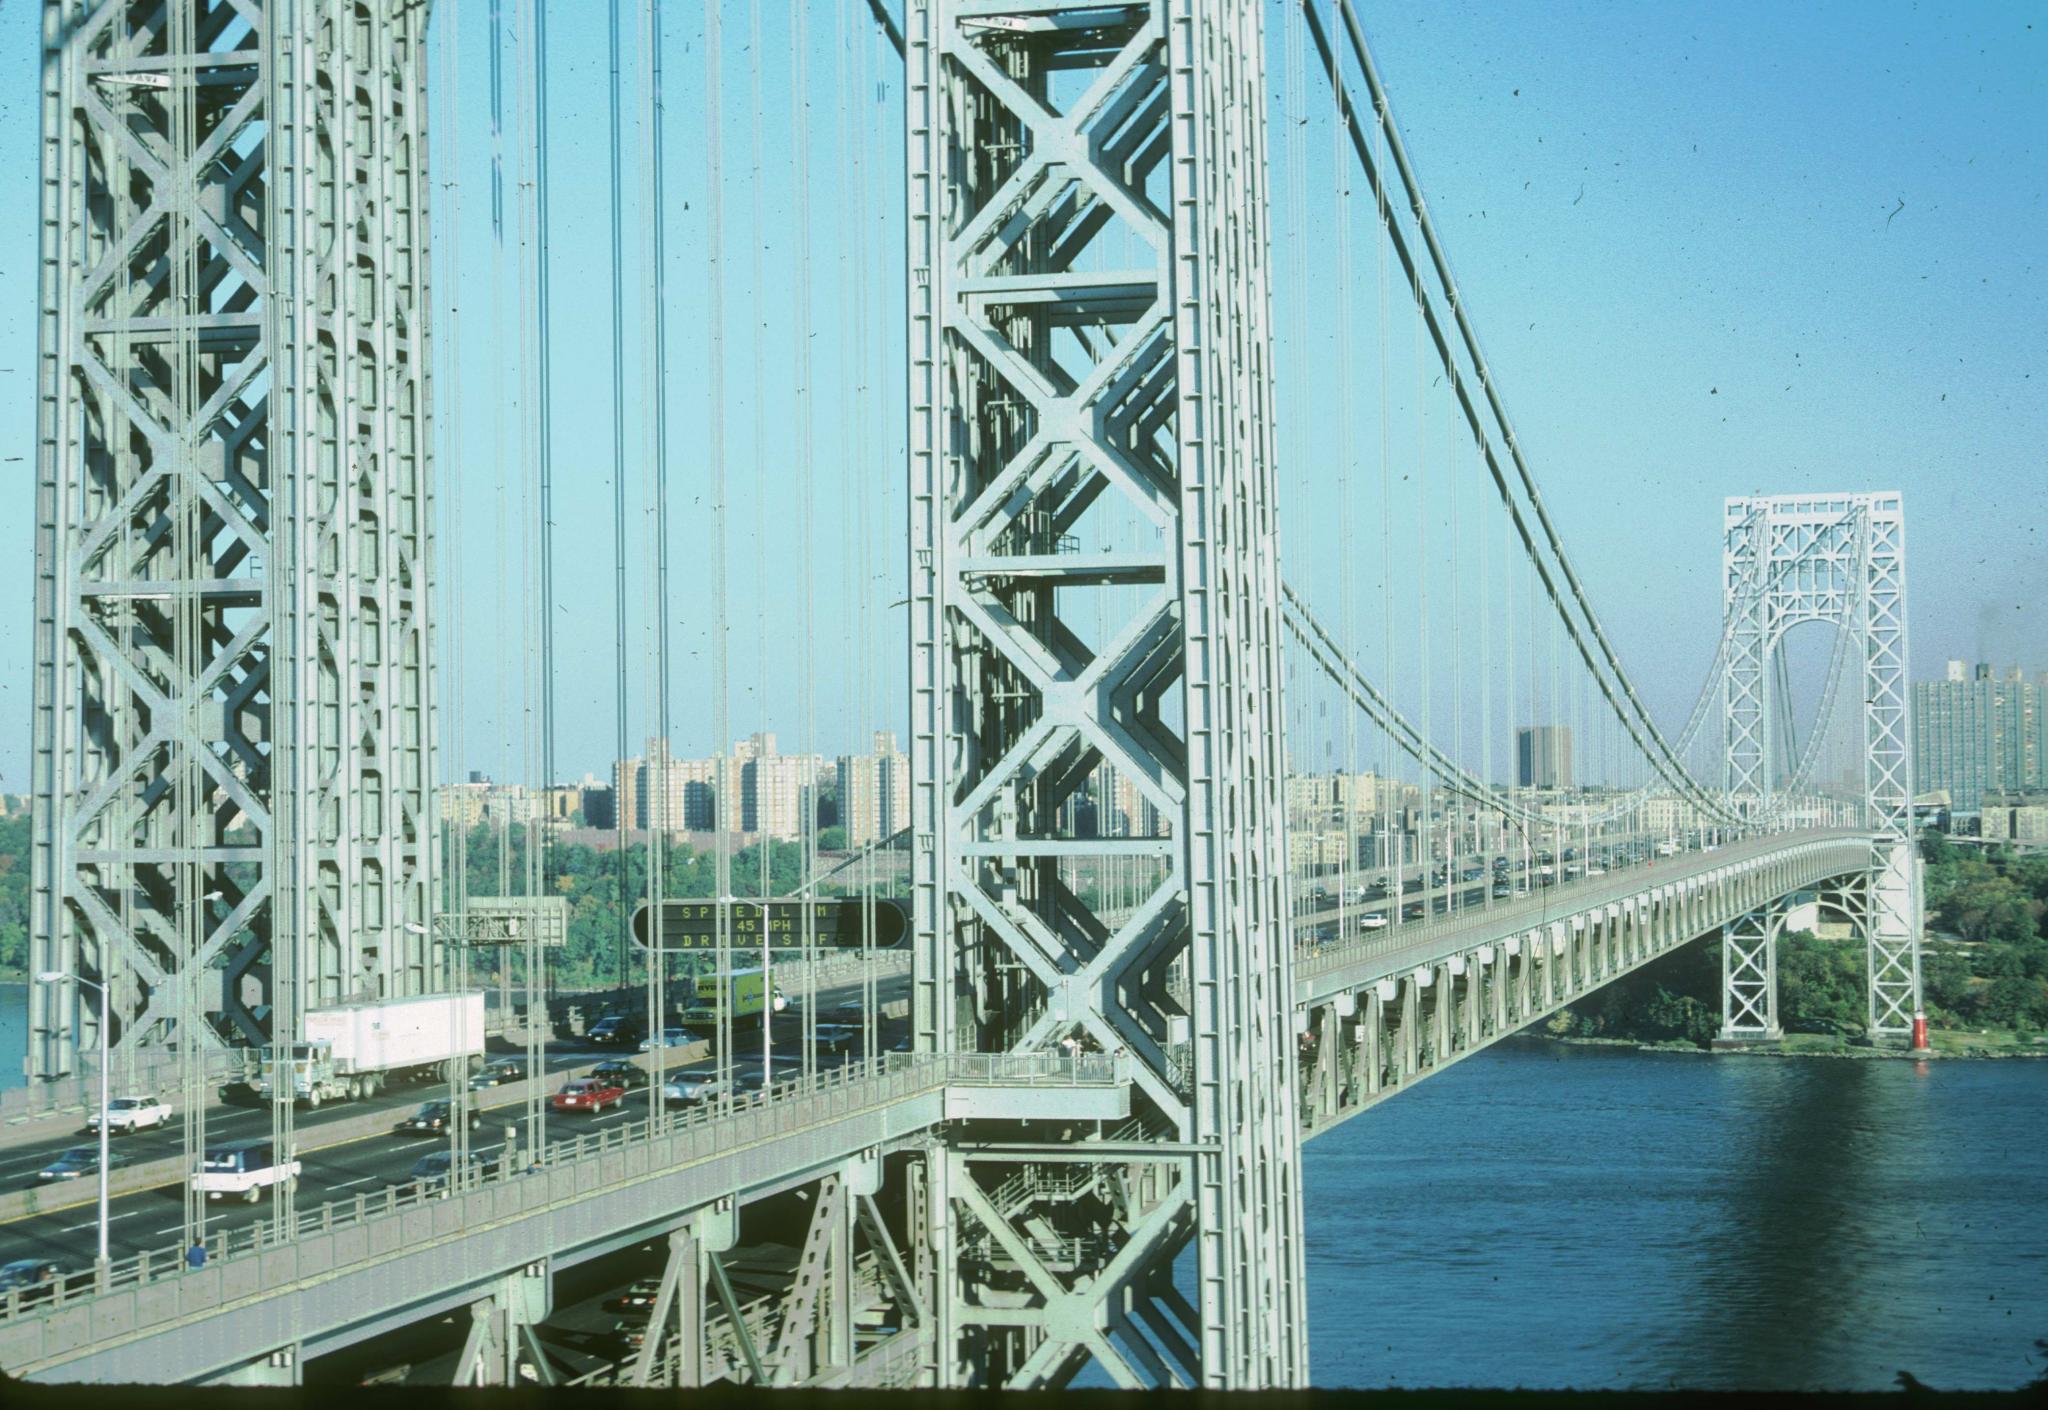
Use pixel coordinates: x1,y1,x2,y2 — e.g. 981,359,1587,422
257,992,485,1105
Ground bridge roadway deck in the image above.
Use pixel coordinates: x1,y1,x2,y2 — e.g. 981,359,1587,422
1294,828,1874,1009
0,1053,1127,1384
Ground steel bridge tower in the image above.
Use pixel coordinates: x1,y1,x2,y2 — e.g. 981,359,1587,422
1719,493,1922,1042
30,0,440,1079
907,0,1305,1387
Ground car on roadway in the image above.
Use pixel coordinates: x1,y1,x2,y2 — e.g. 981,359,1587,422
0,1259,59,1305
1401,902,1426,921
639,1027,693,1051
584,1015,644,1049
589,1060,651,1092
1358,912,1388,930
393,1099,481,1135
403,1149,488,1194
37,1146,130,1182
661,1070,728,1107
551,1076,627,1114
607,1318,650,1352
604,1278,663,1313
194,1138,300,1203
812,1024,862,1056
87,1095,172,1135
470,1059,527,1089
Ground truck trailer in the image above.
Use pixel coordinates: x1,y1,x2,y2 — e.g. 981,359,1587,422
254,992,486,1106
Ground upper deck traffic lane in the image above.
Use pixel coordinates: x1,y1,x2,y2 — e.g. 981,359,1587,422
1295,828,1877,1005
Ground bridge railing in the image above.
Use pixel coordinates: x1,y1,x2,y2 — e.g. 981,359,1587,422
0,1049,1120,1332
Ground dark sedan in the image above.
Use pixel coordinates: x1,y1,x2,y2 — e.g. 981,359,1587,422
392,1099,481,1136
37,1147,127,1182
0,1259,59,1303
589,1061,650,1092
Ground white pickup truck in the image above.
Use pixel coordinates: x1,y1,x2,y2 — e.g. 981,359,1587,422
87,1095,173,1135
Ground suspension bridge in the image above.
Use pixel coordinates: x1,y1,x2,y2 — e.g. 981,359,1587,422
9,0,1924,1389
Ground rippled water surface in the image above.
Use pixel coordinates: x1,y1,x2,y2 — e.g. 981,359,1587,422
1303,1038,2048,1390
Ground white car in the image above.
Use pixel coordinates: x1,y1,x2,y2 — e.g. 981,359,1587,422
661,1071,728,1106
1358,913,1389,930
88,1095,172,1135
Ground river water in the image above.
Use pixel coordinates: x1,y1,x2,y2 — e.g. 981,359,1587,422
1,983,2040,1388
1303,1038,2048,1390
1,983,21,1093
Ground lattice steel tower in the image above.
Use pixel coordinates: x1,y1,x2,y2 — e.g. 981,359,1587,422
907,0,1305,1386
1720,493,1922,1041
30,0,439,1079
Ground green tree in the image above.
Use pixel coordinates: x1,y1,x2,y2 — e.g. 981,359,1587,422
1777,930,1865,1028
1972,975,2043,1028
1921,942,1973,1016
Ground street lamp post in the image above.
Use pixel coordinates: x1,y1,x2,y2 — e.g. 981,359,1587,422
37,968,109,1270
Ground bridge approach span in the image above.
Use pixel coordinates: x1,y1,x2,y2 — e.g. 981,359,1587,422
1293,830,1878,1137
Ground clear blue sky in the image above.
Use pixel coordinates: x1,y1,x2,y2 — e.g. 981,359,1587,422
0,0,2041,794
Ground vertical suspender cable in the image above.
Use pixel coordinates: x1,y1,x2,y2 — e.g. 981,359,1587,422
1413,250,1434,915
1374,83,1399,913
438,0,472,1188
701,0,734,1105
608,0,634,995
524,0,557,1160
747,0,773,1076
1328,0,1357,936
790,3,822,1077
639,0,674,1123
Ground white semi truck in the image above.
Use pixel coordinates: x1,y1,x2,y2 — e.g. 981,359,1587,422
254,993,486,1106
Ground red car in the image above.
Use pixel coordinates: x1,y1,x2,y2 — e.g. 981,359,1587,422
550,1077,626,1114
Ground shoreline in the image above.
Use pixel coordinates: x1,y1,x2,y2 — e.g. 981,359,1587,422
1531,1031,2048,1061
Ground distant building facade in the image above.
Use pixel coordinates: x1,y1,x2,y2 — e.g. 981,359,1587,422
1515,726,1573,790
1981,794,2048,844
1913,661,2046,813
837,731,910,847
